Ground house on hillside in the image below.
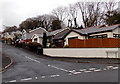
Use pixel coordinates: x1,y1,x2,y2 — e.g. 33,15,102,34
31,27,70,46
31,24,120,47
2,29,22,44
21,27,47,40
53,24,120,47
31,34,43,45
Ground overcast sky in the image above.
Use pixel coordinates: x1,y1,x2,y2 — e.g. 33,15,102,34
0,0,119,31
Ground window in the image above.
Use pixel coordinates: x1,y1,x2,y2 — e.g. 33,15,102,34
102,34,107,38
34,38,37,42
88,34,107,39
113,34,120,38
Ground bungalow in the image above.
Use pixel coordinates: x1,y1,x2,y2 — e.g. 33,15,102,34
22,27,47,40
31,28,70,46
31,24,120,47
31,34,43,45
53,24,120,47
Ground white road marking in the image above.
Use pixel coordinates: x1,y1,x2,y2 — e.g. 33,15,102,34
48,65,69,72
73,72,81,74
9,80,17,82
89,68,96,71
103,68,107,70
25,56,41,63
79,69,86,71
68,73,72,75
35,77,38,79
48,65,51,66
84,71,92,73
94,69,101,72
50,75,60,77
41,76,46,78
107,66,113,69
107,66,113,68
112,67,119,69
21,78,32,81
69,70,76,73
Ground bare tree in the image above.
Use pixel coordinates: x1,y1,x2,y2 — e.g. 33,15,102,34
68,4,78,28
40,14,58,31
51,6,69,22
76,2,104,28
105,1,116,14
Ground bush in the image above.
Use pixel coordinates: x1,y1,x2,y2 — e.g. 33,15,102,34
63,45,69,48
26,42,42,52
51,44,57,48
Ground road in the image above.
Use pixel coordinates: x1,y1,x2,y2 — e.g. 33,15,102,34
1,43,119,83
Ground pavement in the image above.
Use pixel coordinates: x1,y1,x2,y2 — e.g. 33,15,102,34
1,43,120,83
1,54,13,73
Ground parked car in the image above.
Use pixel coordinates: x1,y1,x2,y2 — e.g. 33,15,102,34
15,39,22,47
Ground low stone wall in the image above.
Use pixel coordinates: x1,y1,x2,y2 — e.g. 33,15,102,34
43,48,119,58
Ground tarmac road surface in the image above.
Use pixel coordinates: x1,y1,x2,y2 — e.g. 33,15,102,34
1,43,119,83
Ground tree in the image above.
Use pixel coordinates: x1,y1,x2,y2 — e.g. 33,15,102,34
19,14,59,31
51,19,62,31
68,4,78,28
105,12,120,25
41,14,59,31
3,26,17,33
104,1,116,17
78,25,84,29
42,32,47,48
76,2,104,28
51,6,69,22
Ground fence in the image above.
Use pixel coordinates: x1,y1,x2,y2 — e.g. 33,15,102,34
69,38,120,48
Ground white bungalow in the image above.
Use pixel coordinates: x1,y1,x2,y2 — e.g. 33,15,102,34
31,34,43,45
22,27,47,40
53,24,120,46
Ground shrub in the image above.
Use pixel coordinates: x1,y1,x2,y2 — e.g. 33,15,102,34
26,42,42,52
63,45,69,48
51,44,57,48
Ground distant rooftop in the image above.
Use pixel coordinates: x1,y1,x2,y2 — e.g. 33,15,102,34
73,24,120,35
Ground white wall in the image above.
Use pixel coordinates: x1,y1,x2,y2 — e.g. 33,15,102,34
43,48,119,58
64,31,85,45
113,28,120,34
38,37,43,45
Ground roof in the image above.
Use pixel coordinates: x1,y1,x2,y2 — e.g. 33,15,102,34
48,27,70,36
53,29,71,40
73,24,120,35
29,27,47,33
31,24,120,40
36,34,43,38
53,24,120,40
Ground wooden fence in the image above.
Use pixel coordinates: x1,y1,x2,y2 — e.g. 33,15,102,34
69,38,120,48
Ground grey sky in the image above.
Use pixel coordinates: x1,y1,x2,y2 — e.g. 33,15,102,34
0,0,119,31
